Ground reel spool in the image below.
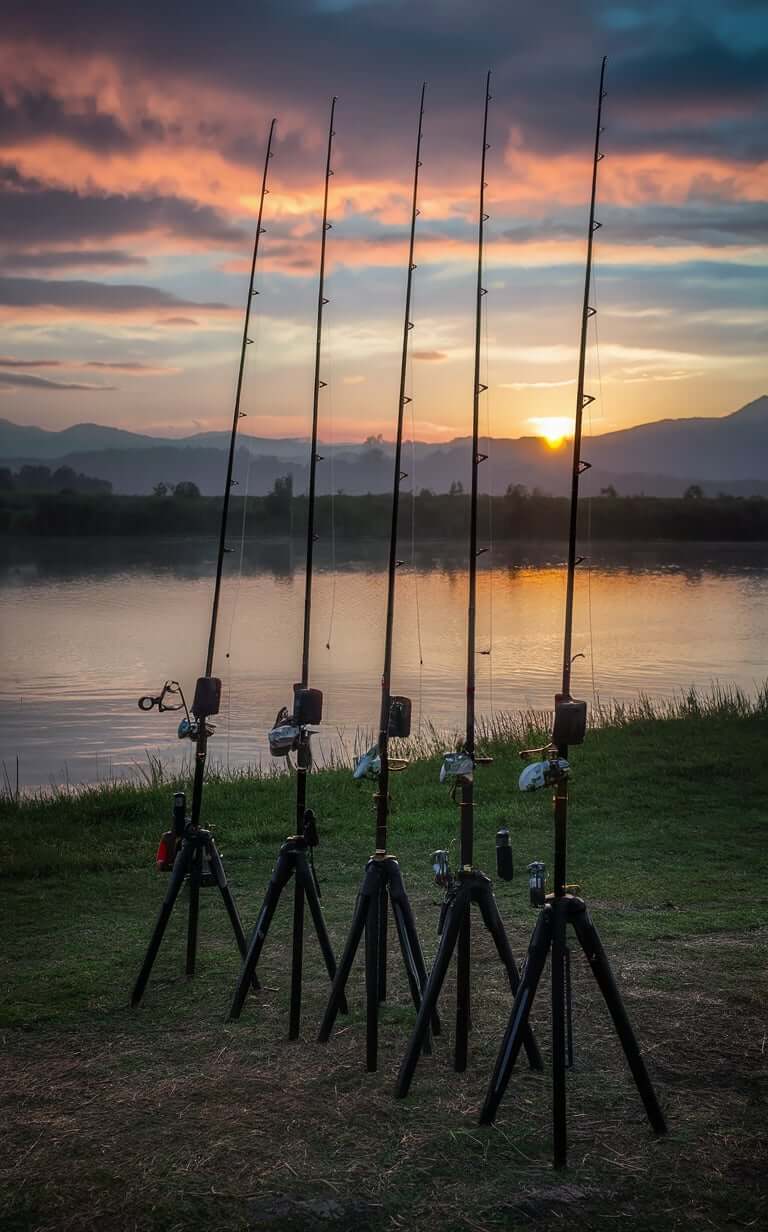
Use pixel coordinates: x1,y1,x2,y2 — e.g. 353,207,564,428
439,751,474,784
353,746,381,780
519,757,570,792
268,707,301,757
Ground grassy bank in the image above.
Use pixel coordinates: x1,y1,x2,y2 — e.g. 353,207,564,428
1,697,767,1231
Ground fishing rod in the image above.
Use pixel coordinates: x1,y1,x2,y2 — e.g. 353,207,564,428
130,118,277,1006
479,58,667,1169
318,84,441,1073
228,98,347,1040
395,72,542,1095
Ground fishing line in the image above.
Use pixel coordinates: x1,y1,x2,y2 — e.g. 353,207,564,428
224,448,254,766
220,266,265,765
407,287,425,737
222,297,264,763
324,339,338,651
583,181,612,704
482,274,495,722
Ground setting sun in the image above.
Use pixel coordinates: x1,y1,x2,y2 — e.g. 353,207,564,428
528,416,573,448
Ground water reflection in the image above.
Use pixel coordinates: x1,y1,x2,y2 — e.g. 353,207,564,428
1,537,767,788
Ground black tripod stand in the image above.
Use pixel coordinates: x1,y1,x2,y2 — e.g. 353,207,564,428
131,689,256,1005
228,732,347,1037
480,57,666,1168
479,800,667,1165
396,73,541,1096
318,846,440,1071
228,99,344,1039
130,121,275,1008
394,787,542,1094
317,86,438,1072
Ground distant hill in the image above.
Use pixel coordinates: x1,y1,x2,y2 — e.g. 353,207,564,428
1,395,766,497
0,418,329,462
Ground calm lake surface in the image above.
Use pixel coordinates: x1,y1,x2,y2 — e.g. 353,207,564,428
2,537,767,789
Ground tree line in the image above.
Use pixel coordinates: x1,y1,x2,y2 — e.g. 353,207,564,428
3,472,768,540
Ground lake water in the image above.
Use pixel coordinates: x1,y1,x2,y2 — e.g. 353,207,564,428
1,537,767,790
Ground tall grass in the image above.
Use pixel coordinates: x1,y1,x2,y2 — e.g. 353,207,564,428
3,680,766,808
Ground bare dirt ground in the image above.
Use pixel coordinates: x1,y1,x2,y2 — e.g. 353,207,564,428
2,924,766,1232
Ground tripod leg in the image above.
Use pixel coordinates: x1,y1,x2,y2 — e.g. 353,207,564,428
571,908,667,1136
228,849,294,1020
131,841,192,1006
455,908,471,1072
206,838,260,990
390,896,432,1056
298,857,348,1015
479,906,552,1125
377,886,388,1004
387,862,441,1035
289,877,305,1040
365,878,381,1072
551,898,568,1168
565,945,574,1068
395,888,467,1098
476,885,543,1072
318,877,372,1043
186,842,202,977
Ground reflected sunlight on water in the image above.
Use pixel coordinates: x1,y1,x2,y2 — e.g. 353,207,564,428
2,537,767,787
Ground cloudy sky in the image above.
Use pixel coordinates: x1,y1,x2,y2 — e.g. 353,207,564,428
1,0,766,442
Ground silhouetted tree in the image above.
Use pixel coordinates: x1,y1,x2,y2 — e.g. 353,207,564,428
265,473,293,519
18,465,52,490
173,481,201,499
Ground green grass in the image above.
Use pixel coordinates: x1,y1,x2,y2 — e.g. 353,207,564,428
1,694,767,1230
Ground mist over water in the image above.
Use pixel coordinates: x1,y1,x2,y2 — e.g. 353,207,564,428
2,537,767,790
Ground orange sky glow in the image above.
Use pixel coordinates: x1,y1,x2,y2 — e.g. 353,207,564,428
0,3,765,444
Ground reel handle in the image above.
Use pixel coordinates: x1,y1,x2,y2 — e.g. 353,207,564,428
519,743,555,761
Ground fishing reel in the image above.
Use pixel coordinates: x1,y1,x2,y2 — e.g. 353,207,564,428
140,677,221,744
353,746,381,780
352,695,412,779
439,750,474,784
139,677,221,741
439,747,493,800
518,693,587,792
177,717,215,742
268,684,323,759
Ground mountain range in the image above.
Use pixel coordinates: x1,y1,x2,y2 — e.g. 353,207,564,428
2,395,767,498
